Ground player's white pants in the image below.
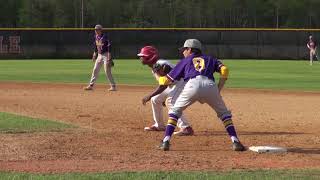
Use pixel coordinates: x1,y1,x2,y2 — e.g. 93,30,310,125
89,53,116,86
151,80,190,129
169,75,231,121
310,49,318,65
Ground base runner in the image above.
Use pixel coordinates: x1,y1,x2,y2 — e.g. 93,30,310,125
138,46,194,135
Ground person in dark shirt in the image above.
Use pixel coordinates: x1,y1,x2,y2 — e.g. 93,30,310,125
84,24,116,91
307,35,318,65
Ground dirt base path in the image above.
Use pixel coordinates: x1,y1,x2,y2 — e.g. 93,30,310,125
0,82,319,173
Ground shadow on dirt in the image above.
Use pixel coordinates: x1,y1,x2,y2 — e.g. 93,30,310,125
288,148,320,155
195,131,307,136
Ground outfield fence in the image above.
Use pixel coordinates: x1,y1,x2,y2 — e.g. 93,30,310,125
0,28,318,60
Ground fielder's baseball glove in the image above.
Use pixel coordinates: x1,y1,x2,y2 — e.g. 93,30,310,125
108,59,114,67
110,60,115,67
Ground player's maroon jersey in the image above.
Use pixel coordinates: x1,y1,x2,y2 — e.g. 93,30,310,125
308,40,317,49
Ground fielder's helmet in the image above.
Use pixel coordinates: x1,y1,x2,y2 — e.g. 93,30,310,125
137,46,159,65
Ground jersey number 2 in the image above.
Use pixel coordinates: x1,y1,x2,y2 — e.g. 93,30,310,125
192,57,205,72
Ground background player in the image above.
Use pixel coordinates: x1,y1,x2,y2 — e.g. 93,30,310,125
307,35,318,65
84,24,116,91
138,46,194,135
142,39,245,151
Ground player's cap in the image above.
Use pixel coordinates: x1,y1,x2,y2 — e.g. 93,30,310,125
94,24,103,30
180,39,202,50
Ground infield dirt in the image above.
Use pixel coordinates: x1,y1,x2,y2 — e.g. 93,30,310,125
0,82,319,173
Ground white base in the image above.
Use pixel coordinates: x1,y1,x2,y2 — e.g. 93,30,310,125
249,146,287,153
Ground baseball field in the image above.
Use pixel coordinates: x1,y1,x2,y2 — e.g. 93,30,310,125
0,59,319,179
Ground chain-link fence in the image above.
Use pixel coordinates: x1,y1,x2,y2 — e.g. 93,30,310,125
0,28,316,60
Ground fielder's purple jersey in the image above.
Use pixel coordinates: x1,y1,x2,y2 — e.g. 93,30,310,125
167,54,224,82
94,33,110,54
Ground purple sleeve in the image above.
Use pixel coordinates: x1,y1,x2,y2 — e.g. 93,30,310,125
214,59,224,73
103,34,111,52
93,36,98,53
167,59,186,81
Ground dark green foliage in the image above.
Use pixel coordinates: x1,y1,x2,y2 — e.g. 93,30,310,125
1,0,320,28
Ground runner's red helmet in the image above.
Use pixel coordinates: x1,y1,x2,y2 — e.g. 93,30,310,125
137,46,159,65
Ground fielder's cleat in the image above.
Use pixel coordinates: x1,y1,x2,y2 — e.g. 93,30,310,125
144,125,165,131
173,126,194,136
232,141,246,151
84,85,93,90
108,86,117,91
159,141,170,151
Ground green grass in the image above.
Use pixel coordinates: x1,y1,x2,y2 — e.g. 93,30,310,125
0,169,319,180
0,59,155,85
226,60,320,91
0,112,73,133
0,59,320,91
0,59,319,177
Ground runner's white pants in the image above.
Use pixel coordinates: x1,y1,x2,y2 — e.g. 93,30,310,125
151,79,190,129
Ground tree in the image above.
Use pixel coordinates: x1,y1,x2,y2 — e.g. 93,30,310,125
0,0,22,27
0,0,318,28
18,0,55,27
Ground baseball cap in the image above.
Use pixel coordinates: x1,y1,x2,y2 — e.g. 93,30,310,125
180,39,202,51
94,24,103,30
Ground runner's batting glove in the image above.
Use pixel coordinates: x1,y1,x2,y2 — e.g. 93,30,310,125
152,63,172,76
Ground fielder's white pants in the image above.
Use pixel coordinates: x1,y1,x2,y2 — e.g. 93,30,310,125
89,53,116,86
169,75,232,121
310,49,318,65
151,80,190,129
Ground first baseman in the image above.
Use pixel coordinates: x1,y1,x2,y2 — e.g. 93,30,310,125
142,39,245,151
84,24,116,91
138,46,194,135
